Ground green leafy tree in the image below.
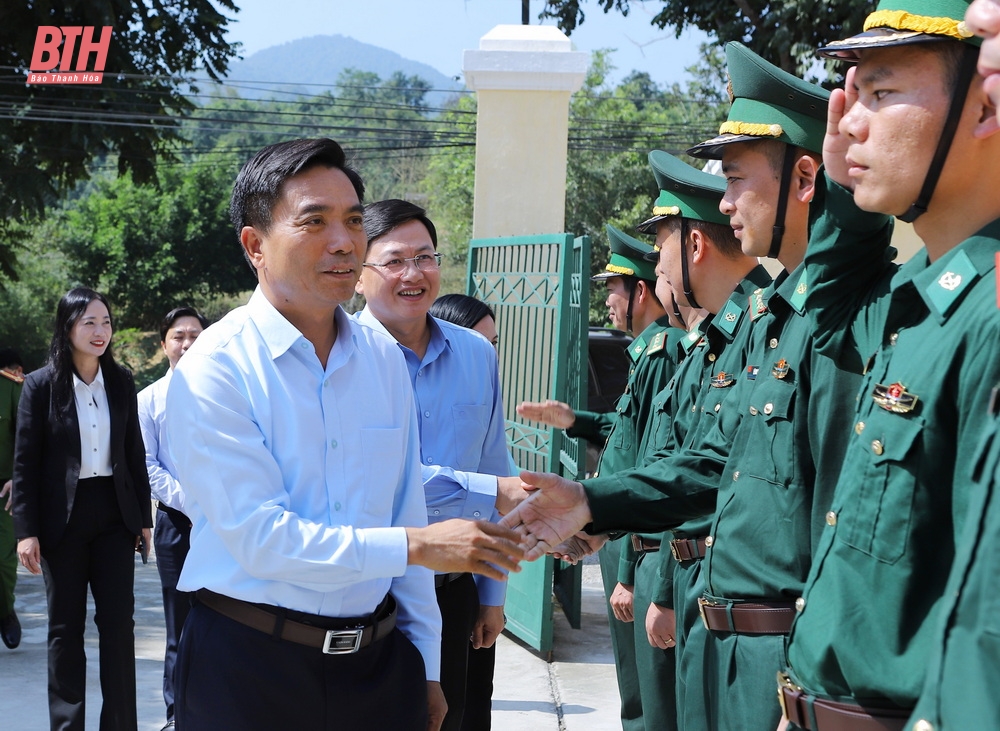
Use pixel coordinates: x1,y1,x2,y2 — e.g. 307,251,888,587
0,0,240,277
540,0,870,78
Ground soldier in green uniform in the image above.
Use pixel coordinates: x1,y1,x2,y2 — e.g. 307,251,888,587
673,42,869,730
906,7,1000,729
519,223,678,731
0,349,24,650
774,2,1000,729
508,153,770,731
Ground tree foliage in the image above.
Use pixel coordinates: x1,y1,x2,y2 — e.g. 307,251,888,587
540,0,870,78
0,0,240,276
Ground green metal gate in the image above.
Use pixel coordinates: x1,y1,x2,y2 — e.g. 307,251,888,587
467,233,590,653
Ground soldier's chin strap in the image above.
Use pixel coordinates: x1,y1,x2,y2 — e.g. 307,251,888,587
769,145,798,260
679,218,702,310
670,291,686,329
625,283,636,334
899,45,979,223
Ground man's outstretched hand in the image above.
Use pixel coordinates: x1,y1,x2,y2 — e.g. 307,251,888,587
499,471,593,561
516,400,576,429
406,519,524,581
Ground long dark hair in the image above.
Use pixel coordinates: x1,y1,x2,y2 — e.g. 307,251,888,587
49,287,118,412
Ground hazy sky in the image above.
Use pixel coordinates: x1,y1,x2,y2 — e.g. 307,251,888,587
225,0,712,87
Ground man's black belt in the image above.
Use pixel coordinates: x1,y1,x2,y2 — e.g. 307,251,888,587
196,589,396,654
435,572,466,589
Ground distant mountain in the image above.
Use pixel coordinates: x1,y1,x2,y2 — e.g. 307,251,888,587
213,34,464,104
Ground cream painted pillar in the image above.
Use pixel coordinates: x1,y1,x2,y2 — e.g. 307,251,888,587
463,25,589,239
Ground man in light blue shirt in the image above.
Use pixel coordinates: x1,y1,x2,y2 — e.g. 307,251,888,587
355,199,521,731
165,139,524,731
137,305,208,731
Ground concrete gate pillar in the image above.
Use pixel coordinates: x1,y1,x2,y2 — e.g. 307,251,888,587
463,25,589,239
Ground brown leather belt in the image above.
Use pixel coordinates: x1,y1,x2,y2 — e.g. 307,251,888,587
698,598,797,634
777,674,909,731
196,589,396,654
669,536,708,564
630,535,661,554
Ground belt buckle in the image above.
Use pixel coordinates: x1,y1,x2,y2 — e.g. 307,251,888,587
697,597,715,630
669,540,682,562
322,628,364,654
776,671,801,721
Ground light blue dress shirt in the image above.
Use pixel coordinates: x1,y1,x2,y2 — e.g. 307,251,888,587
356,309,511,606
166,289,441,680
137,370,186,512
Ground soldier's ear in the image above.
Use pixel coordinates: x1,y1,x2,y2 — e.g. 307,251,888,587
972,76,1000,139
794,151,821,205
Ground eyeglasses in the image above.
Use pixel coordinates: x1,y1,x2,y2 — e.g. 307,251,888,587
362,253,443,274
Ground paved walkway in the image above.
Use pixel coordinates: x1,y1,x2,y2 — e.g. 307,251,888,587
0,551,621,730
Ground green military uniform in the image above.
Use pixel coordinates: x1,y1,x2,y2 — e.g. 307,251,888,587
909,384,1000,730
668,42,871,731
581,152,772,731
568,224,685,731
780,6,999,725
0,369,23,624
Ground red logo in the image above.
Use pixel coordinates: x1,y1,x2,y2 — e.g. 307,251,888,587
26,26,112,85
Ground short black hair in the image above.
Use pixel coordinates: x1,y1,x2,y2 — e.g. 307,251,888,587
230,138,366,259
660,217,743,259
159,307,210,342
362,199,438,251
0,348,22,370
429,294,496,330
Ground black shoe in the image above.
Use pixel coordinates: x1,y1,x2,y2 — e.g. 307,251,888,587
0,610,21,649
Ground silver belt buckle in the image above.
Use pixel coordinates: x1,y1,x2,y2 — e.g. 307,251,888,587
322,628,364,654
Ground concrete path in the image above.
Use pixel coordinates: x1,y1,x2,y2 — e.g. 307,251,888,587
0,552,621,731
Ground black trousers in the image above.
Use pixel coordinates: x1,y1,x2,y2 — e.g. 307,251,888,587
461,642,497,730
176,598,429,730
42,476,137,731
436,572,480,731
153,504,191,723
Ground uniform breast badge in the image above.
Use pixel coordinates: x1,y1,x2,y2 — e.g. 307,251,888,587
771,359,790,379
872,382,918,414
711,371,735,388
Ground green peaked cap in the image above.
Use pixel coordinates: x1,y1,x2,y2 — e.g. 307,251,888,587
819,0,980,59
636,150,729,239
592,224,658,282
687,42,830,160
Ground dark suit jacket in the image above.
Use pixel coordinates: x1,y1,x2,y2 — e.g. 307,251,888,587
12,362,152,549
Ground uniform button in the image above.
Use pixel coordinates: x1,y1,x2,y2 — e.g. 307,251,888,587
424,411,431,418
889,333,899,346
714,403,721,412
691,405,697,412
708,353,717,362
855,421,865,435
749,406,758,416
826,511,837,526
704,536,714,547
912,720,934,731
426,457,434,464
334,501,341,511
417,370,423,377
93,448,97,452
473,511,482,518
763,403,774,415
871,440,884,455
769,338,779,349
795,597,805,612
733,471,740,481
330,440,338,448
433,509,441,516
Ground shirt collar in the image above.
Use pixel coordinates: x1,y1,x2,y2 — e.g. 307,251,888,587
72,364,105,392
356,307,451,364
247,287,357,365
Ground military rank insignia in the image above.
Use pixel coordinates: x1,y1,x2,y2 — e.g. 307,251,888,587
711,371,735,388
0,369,23,384
746,365,759,381
749,289,767,321
771,359,790,379
872,382,918,414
